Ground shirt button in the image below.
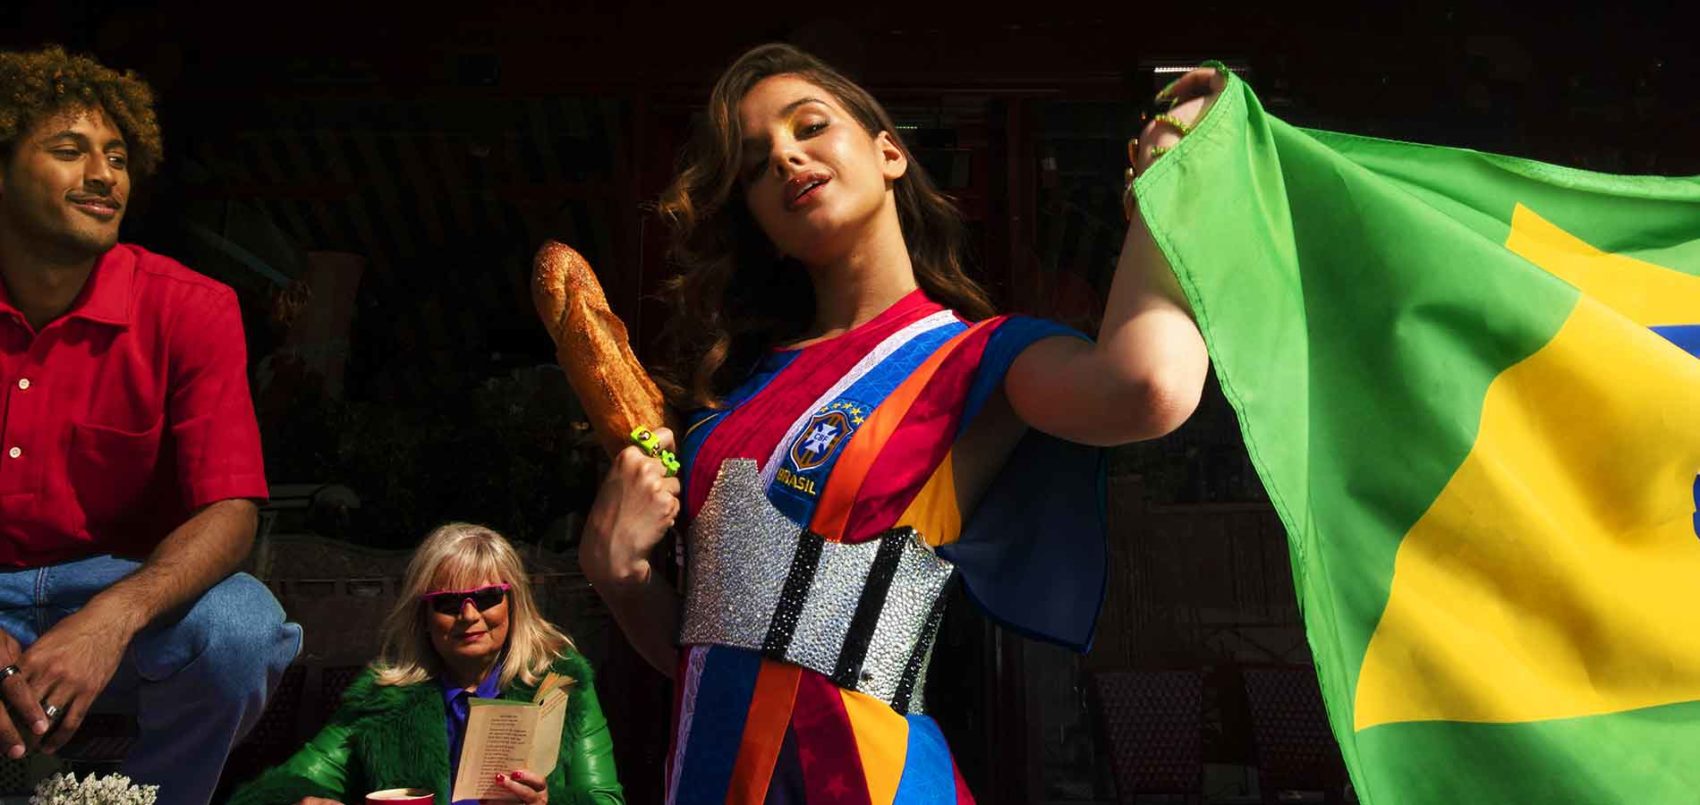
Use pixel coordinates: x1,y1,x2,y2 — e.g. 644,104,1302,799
15,378,28,390
6,447,18,459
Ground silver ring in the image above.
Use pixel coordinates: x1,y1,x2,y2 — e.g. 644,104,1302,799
0,665,18,680
41,704,60,721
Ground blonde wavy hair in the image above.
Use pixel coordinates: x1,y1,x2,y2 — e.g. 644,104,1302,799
372,522,573,688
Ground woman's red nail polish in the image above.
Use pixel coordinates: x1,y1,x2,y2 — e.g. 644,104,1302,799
495,773,506,782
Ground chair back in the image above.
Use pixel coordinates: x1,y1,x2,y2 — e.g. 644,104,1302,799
1241,665,1347,800
1091,669,1204,802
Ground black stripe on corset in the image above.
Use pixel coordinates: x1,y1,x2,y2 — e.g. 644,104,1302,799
762,529,825,658
828,528,912,691
890,574,954,715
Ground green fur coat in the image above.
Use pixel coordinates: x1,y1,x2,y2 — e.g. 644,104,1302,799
227,651,623,805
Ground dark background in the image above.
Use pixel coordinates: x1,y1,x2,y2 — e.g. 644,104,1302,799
4,2,1694,801
7,0,1689,544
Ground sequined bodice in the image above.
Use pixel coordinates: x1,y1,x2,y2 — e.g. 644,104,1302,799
680,459,953,713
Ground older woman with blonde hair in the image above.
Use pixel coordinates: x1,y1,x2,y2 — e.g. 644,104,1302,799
230,523,624,805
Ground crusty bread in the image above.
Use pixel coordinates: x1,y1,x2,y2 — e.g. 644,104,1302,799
531,240,672,457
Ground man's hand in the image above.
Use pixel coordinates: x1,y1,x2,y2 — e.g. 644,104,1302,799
16,498,257,754
19,602,137,754
0,627,49,759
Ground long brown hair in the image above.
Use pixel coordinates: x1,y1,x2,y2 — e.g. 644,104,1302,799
656,43,995,411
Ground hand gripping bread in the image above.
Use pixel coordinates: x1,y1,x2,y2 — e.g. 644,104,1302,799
531,240,672,457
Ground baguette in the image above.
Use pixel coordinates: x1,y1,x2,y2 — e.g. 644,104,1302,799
531,240,672,457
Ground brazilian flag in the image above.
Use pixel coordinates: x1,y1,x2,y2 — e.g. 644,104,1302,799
1133,73,1700,802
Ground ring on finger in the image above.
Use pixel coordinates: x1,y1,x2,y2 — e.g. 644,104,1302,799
1151,113,1193,137
0,665,18,681
41,703,61,721
629,426,663,458
659,450,680,478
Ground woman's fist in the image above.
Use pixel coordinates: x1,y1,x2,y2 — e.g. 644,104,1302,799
580,428,681,587
1134,65,1229,177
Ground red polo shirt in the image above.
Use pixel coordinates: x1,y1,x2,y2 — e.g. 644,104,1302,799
0,244,268,567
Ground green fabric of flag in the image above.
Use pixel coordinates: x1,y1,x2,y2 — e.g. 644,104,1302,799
1133,72,1700,803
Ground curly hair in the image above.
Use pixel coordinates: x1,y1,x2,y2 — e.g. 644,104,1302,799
0,45,162,176
655,43,995,411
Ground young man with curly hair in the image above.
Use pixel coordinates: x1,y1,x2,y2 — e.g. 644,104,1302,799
0,46,300,804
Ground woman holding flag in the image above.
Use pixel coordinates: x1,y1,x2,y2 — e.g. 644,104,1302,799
579,43,1221,803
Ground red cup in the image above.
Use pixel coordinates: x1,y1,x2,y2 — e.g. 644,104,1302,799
365,789,433,805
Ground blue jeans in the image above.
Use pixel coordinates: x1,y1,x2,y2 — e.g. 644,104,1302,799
0,555,302,805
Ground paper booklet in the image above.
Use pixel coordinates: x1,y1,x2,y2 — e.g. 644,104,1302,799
450,671,575,801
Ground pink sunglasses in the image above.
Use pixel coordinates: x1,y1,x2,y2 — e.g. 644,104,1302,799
420,583,511,615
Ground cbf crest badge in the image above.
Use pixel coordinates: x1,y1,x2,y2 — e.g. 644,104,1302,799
790,401,866,470
771,400,869,516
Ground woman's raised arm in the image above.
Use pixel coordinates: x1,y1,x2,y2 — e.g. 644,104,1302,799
1006,67,1224,446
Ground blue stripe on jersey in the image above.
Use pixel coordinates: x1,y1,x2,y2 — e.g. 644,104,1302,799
672,646,764,804
891,716,958,804
766,318,967,524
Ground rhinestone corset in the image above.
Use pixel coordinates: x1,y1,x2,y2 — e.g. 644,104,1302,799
679,458,955,714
